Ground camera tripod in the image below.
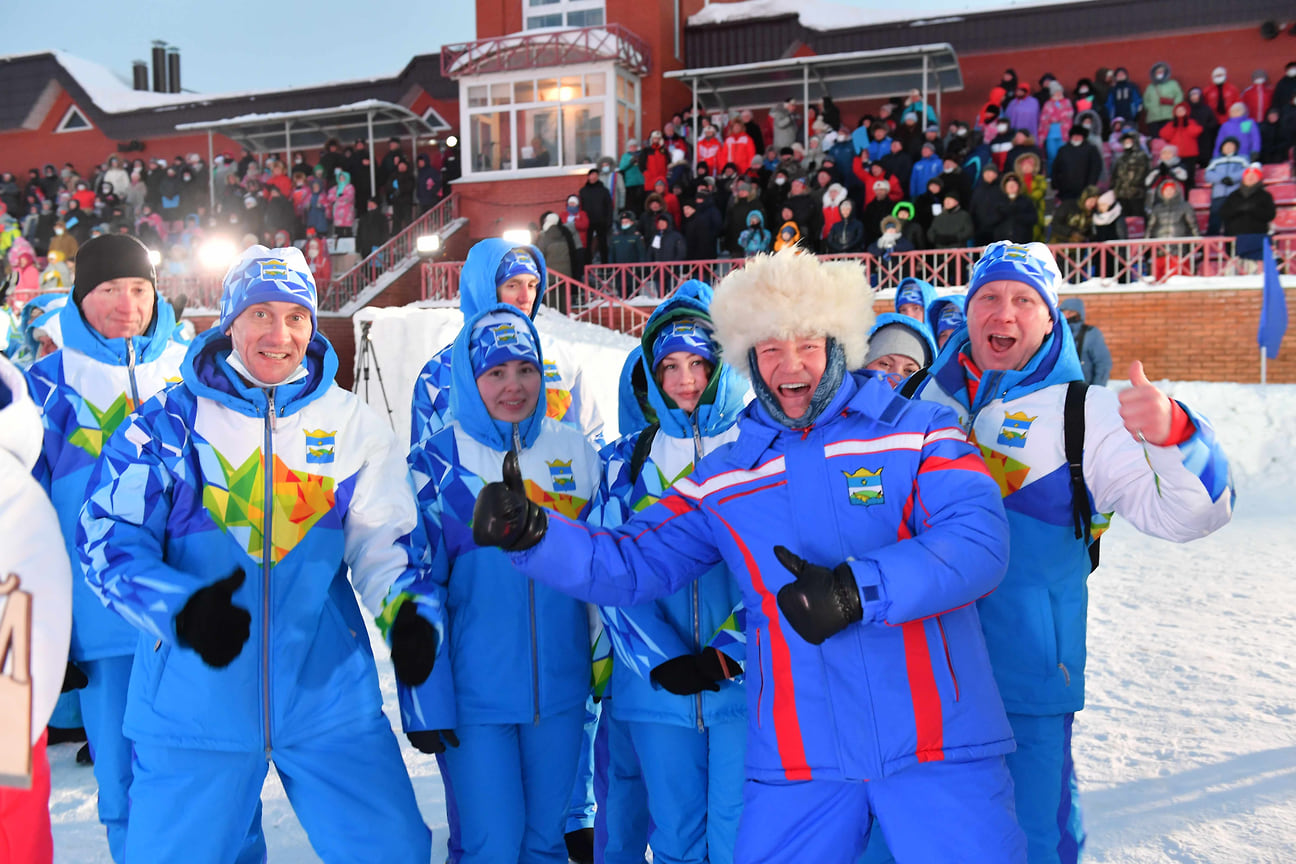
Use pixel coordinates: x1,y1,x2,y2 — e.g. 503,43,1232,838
354,319,394,430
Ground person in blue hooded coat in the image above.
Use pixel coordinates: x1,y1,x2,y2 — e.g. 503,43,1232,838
593,280,750,864
860,312,936,388
925,294,966,351
6,291,68,367
906,241,1234,863
892,277,937,333
405,303,602,864
409,239,604,448
26,235,190,863
473,248,1026,863
77,245,442,864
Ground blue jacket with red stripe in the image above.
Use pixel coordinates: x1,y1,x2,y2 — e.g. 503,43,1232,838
512,372,1016,782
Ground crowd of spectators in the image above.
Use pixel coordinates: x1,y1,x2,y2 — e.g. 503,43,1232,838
532,61,1296,289
0,136,459,302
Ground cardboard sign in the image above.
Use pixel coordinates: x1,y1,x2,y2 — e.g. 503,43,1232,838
0,573,33,789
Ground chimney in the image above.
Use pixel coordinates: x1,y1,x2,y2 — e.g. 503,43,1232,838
132,60,149,91
166,47,181,94
151,41,167,93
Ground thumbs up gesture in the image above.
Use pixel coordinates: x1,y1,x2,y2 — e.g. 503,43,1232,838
472,450,549,551
1117,361,1173,445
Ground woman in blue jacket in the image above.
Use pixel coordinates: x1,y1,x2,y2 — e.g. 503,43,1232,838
406,303,602,864
595,280,748,864
474,249,1026,863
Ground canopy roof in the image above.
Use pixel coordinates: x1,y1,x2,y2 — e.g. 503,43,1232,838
663,43,961,112
175,100,446,153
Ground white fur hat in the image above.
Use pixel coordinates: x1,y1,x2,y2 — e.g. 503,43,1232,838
711,248,874,380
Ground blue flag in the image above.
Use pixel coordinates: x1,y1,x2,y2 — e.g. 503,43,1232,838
1258,237,1288,360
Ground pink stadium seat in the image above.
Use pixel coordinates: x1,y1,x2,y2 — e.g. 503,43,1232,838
1273,206,1296,233
1188,187,1212,208
1149,138,1166,160
1125,216,1145,239
1194,166,1209,186
1267,182,1296,205
1195,210,1210,233
1262,163,1293,184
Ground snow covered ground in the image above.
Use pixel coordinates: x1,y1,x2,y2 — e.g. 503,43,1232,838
51,305,1296,862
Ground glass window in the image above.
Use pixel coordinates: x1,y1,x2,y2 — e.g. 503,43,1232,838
566,7,603,26
526,12,562,27
467,85,488,108
537,79,560,102
522,0,604,30
490,83,511,106
563,102,604,165
518,106,559,169
472,112,511,172
528,0,559,5
584,72,606,97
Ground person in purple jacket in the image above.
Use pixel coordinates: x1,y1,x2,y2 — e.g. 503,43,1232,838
472,248,1027,863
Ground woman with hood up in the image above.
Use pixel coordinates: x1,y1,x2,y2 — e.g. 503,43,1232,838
1158,103,1202,190
405,301,602,864
323,170,356,236
1142,62,1184,137
824,199,865,253
1145,179,1199,276
594,280,749,864
1012,152,1049,241
737,209,770,256
996,172,1039,244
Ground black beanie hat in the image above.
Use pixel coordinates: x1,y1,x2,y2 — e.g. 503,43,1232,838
72,234,156,307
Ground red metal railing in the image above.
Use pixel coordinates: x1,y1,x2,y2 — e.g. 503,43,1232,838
421,263,654,335
319,193,460,312
441,24,650,78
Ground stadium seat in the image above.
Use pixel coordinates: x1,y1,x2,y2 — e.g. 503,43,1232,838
1149,138,1166,160
1194,166,1209,187
1195,210,1210,233
1188,187,1212,208
1126,216,1145,239
1273,206,1296,233
1262,163,1293,184
1267,182,1296,205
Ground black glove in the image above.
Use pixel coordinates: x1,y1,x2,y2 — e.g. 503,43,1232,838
406,729,460,755
1220,176,1236,187
61,662,88,693
773,546,863,646
472,450,548,551
650,647,740,696
390,600,437,687
174,569,251,668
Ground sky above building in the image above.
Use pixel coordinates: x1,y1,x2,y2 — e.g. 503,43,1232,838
0,0,1070,95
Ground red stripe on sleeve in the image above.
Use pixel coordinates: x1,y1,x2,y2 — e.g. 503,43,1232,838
901,621,945,763
714,510,812,781
659,494,692,516
918,452,993,478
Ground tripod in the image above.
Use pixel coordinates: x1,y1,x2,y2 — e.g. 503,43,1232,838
354,319,395,430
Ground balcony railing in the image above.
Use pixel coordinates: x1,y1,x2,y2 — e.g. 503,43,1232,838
441,24,650,78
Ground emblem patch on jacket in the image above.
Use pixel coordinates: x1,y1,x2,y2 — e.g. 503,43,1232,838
543,359,561,382
844,467,884,506
305,429,336,464
547,459,575,491
996,411,1036,448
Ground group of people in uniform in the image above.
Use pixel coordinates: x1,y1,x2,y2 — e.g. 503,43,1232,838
0,228,1233,864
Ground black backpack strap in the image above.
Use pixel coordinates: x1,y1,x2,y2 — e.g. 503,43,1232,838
628,423,659,485
1064,380,1100,571
897,367,930,399
1074,323,1090,360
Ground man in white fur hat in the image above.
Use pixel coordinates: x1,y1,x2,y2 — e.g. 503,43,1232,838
472,248,1027,862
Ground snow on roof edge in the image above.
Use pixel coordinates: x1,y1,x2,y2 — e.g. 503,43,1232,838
688,0,1104,33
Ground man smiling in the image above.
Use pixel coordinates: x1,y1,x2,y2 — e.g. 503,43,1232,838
906,241,1234,863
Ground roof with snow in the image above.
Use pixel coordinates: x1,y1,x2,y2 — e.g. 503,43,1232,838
0,50,455,140
175,101,445,155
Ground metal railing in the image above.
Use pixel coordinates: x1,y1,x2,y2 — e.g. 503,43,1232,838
319,193,460,312
421,263,654,336
441,24,650,78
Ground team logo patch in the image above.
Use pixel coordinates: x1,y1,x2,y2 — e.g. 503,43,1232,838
258,259,290,281
844,467,884,506
543,359,561,382
305,429,336,464
996,411,1036,448
547,459,575,491
491,323,518,345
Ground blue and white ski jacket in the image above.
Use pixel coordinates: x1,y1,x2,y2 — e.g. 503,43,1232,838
512,372,1015,782
404,303,601,732
29,297,187,662
594,282,748,730
908,319,1233,715
77,328,443,751
409,239,603,446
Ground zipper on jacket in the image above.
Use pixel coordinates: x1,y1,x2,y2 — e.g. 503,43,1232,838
1058,662,1071,687
513,422,540,725
691,415,705,732
261,387,276,757
754,628,763,729
125,340,141,407
936,617,960,702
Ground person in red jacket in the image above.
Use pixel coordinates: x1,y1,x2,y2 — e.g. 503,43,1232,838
1202,67,1242,125
724,120,756,175
859,162,902,207
639,131,670,192
1159,103,1204,188
1240,70,1274,123
696,125,724,177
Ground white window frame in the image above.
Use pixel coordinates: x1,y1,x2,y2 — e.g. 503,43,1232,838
421,106,452,132
457,61,639,182
54,104,92,133
521,0,605,31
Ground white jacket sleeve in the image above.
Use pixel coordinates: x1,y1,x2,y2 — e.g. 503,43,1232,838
1083,386,1234,542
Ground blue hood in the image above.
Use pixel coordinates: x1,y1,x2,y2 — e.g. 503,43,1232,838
867,312,938,368
639,280,745,440
459,239,548,320
928,311,1082,413
894,277,938,319
59,291,178,366
926,294,966,338
617,344,653,436
180,326,338,419
448,303,547,451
